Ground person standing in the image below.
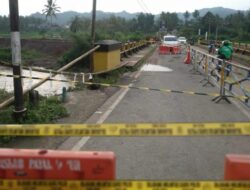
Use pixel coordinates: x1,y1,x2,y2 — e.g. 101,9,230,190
208,40,215,54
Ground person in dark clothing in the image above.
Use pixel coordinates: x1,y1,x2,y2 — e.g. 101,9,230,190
208,40,215,54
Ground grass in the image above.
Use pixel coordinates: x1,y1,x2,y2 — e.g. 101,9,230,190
0,31,66,40
92,67,132,85
0,94,68,144
0,89,12,101
0,96,68,124
0,48,42,64
0,48,11,62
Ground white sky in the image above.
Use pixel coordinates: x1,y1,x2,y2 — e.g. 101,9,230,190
0,0,249,16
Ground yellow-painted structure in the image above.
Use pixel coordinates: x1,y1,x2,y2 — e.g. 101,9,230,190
93,49,120,72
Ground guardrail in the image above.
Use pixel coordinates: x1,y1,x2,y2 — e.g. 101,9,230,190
200,40,250,56
120,40,148,58
0,40,151,76
190,46,250,106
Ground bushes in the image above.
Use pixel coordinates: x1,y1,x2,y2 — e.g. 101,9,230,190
0,96,68,125
0,95,68,142
58,32,92,69
0,48,11,62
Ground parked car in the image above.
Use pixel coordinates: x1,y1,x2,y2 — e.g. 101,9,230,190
162,35,180,46
178,37,187,44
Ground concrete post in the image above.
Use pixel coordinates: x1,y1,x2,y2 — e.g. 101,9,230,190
9,0,26,120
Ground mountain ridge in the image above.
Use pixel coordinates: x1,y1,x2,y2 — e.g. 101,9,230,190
30,7,246,26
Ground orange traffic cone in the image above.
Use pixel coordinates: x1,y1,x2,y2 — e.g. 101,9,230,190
184,47,191,64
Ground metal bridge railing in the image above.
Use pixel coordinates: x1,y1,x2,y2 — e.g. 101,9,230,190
190,47,250,106
199,40,250,56
120,40,148,57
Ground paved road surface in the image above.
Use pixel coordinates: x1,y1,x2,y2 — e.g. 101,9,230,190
81,50,250,180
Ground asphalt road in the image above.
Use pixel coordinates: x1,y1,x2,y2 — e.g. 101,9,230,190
81,50,250,180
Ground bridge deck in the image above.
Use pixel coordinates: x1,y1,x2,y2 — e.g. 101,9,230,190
80,49,250,180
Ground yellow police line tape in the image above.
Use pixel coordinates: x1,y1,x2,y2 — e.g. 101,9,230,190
0,123,250,136
0,73,249,101
0,180,249,190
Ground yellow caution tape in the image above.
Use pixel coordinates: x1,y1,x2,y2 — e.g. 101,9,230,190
0,123,250,136
0,180,249,190
0,73,249,100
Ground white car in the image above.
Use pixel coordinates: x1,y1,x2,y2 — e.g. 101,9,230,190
178,37,187,44
163,35,180,46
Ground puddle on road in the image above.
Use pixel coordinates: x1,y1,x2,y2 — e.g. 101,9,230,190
141,64,173,72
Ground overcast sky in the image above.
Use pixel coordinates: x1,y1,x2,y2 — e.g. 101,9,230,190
0,0,249,16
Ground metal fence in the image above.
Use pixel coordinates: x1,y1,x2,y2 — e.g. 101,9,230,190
190,47,250,106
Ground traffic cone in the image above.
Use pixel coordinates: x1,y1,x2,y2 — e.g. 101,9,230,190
184,47,191,64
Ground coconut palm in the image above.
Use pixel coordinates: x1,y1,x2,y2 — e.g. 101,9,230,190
42,0,60,25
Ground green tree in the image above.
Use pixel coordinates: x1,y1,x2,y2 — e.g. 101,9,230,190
0,16,9,32
184,11,190,25
70,16,83,33
246,9,250,35
42,0,60,25
202,12,216,39
192,10,200,20
159,12,179,33
214,14,223,41
136,13,155,33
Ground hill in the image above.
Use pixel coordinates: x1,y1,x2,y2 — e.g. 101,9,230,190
31,10,138,26
30,7,244,26
198,7,238,17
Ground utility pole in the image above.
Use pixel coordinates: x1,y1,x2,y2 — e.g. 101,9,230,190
9,0,26,120
91,0,97,46
90,0,97,72
215,26,218,43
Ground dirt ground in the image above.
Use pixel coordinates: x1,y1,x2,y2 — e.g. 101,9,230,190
0,38,73,69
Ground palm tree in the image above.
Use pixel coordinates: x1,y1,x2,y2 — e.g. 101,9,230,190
42,0,60,25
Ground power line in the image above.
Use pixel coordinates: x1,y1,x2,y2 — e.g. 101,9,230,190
139,0,152,14
136,0,149,13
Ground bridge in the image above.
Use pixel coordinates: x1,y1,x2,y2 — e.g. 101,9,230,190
58,44,250,180
1,41,250,181
1,0,250,188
